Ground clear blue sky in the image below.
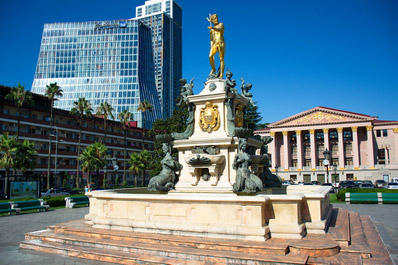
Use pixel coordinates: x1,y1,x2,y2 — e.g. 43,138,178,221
0,0,397,123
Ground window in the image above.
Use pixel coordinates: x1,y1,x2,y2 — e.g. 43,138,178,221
377,129,388,137
330,131,338,140
316,132,324,140
378,149,386,164
343,131,352,141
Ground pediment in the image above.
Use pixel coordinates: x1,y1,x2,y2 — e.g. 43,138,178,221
269,107,376,128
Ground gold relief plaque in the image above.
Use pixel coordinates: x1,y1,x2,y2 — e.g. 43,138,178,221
200,102,220,133
285,111,347,126
235,104,244,127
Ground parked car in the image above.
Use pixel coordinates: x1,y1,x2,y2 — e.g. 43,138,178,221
339,181,355,189
281,181,291,186
41,188,70,197
353,180,363,188
387,182,398,190
0,193,8,200
60,188,80,195
359,183,374,189
311,181,320,185
374,180,387,188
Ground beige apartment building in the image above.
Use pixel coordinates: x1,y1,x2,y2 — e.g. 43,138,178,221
255,106,398,184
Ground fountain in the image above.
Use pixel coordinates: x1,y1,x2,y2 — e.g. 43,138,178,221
21,14,392,264
85,55,331,241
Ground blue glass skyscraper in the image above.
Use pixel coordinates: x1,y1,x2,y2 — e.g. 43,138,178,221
31,0,182,128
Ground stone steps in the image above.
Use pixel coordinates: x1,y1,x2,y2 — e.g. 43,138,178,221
361,215,393,265
328,208,351,246
340,211,371,258
47,219,290,256
21,224,309,265
19,208,393,264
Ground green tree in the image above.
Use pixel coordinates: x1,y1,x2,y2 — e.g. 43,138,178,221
0,133,18,195
44,82,63,189
137,100,153,130
79,142,109,186
118,109,133,184
129,152,144,187
96,102,114,145
244,103,264,130
148,101,188,176
139,150,152,186
15,139,37,175
70,97,93,188
5,84,33,139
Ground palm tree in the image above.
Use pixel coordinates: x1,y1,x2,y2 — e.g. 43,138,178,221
5,84,33,139
96,102,114,145
44,82,63,189
129,152,144,187
0,133,18,195
70,98,93,189
118,109,133,185
137,100,153,148
139,150,152,186
79,142,109,187
15,139,37,176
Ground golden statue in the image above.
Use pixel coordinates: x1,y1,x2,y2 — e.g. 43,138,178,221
207,14,225,78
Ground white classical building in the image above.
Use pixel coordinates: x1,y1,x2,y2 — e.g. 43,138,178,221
255,106,398,184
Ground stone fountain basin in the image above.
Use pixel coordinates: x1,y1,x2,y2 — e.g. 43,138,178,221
85,185,332,241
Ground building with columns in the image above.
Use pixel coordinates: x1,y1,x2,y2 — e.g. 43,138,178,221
255,106,398,184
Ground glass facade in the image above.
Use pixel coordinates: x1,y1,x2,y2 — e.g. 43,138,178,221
31,0,182,128
136,0,182,118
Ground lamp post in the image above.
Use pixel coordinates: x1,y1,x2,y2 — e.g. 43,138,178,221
112,156,118,184
50,126,64,188
323,149,331,184
332,163,338,184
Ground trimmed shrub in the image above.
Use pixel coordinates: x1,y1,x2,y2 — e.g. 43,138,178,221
41,196,66,207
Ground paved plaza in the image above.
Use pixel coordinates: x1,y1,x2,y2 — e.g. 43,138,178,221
0,204,396,265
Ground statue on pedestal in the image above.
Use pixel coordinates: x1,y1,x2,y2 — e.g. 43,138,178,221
172,78,195,140
207,14,225,79
232,138,263,193
240,78,255,107
148,141,183,191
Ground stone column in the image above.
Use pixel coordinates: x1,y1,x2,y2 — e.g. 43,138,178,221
352,127,360,169
310,129,316,170
283,131,289,170
337,128,345,169
394,128,398,164
296,130,303,170
367,126,375,168
323,128,329,153
270,131,277,169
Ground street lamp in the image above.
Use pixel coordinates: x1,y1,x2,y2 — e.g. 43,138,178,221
323,149,331,184
332,163,338,184
50,126,64,188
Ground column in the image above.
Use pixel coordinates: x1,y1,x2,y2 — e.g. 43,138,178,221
352,127,360,169
296,130,303,170
309,129,316,170
337,128,345,169
323,128,329,153
283,131,289,170
367,126,375,168
394,128,398,164
270,131,277,169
